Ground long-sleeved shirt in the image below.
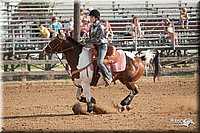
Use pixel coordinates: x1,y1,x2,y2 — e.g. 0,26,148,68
86,21,108,45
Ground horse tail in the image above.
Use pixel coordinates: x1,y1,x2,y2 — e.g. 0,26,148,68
152,50,161,82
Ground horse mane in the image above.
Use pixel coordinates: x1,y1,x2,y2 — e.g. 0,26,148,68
66,36,81,46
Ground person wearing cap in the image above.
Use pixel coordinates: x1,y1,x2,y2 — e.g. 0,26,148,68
180,8,190,29
85,9,112,86
163,18,178,45
48,16,63,37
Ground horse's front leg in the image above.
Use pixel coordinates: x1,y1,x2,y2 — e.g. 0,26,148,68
76,86,96,104
76,87,86,102
81,81,96,113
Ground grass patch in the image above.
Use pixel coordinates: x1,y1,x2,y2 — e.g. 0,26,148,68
178,73,194,78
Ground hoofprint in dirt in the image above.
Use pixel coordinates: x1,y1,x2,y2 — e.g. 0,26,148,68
2,76,198,132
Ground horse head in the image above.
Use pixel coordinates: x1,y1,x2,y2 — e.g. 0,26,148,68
43,34,65,55
43,32,81,55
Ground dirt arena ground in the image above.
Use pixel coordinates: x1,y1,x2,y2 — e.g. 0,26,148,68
2,76,199,132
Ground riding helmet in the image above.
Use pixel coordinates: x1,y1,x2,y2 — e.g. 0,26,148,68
89,9,100,18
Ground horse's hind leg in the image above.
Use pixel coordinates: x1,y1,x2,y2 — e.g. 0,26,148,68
120,82,138,112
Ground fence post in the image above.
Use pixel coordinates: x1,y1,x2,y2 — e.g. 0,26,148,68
21,59,27,81
12,29,15,57
45,55,51,70
74,0,80,42
27,56,31,71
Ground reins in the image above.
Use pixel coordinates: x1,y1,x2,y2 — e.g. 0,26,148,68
59,44,81,53
49,37,81,53
55,53,71,76
49,37,91,78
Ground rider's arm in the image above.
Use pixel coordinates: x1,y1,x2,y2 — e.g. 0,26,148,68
85,24,107,44
95,24,105,43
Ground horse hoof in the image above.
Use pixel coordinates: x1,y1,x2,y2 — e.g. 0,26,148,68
120,106,126,112
87,108,93,113
91,97,96,104
87,102,93,113
126,105,131,111
72,102,90,115
87,107,93,113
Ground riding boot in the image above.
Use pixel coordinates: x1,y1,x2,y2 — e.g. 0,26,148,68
90,60,100,86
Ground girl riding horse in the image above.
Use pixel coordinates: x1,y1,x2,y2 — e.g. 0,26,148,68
84,9,113,86
43,14,160,113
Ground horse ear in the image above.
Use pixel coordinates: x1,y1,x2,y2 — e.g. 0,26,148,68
57,30,66,40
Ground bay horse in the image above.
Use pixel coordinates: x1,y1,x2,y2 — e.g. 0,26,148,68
43,34,159,113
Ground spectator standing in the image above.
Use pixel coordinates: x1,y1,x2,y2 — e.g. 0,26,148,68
48,16,63,38
64,16,74,36
163,18,178,45
180,8,190,29
129,16,142,39
104,21,113,43
80,9,85,28
47,16,63,69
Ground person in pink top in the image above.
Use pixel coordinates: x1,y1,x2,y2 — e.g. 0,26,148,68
129,16,142,39
163,18,178,45
80,19,90,42
104,21,113,43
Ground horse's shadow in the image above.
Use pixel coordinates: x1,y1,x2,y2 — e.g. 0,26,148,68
2,113,74,120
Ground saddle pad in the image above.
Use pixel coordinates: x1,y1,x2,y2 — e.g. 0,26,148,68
106,50,126,72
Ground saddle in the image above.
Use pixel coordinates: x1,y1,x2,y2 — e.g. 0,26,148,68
90,45,121,86
91,45,120,64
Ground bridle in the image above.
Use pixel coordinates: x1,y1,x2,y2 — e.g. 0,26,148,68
45,36,64,53
44,36,89,79
46,36,81,53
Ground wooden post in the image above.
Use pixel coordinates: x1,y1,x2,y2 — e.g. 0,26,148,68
74,0,80,42
45,55,51,70
21,59,27,81
12,29,15,57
